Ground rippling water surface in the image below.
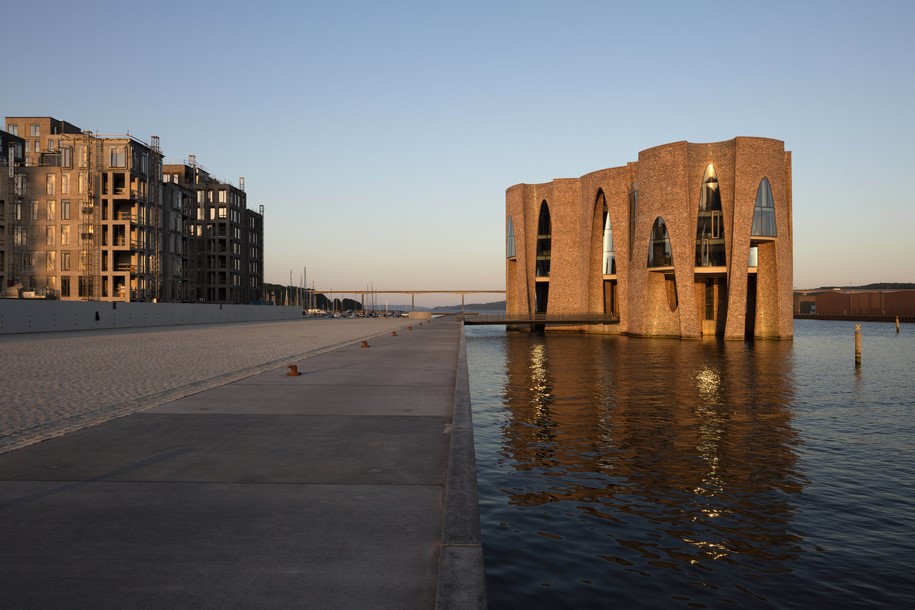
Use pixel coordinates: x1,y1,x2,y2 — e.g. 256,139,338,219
466,320,915,609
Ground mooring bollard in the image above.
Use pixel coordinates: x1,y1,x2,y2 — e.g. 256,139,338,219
855,324,862,367
896,316,900,334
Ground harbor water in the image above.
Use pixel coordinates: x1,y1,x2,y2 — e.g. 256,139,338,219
466,320,915,609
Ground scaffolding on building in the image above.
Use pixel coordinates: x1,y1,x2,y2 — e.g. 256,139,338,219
80,131,102,301
149,135,161,302
4,143,21,294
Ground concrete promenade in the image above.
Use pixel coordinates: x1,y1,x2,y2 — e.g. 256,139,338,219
0,316,485,608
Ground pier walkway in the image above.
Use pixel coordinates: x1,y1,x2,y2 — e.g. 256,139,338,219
462,312,619,326
0,316,484,608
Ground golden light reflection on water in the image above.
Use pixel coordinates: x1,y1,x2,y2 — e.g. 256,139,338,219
499,331,801,569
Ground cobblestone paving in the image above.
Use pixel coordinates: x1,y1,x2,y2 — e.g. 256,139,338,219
0,318,413,454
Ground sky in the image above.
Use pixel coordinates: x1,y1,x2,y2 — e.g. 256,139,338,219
4,0,913,306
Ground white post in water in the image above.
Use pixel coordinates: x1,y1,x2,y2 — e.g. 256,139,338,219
855,324,862,367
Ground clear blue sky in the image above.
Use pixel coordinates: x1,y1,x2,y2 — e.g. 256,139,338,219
5,0,913,306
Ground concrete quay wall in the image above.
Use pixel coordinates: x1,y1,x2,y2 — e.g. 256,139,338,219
0,300,301,335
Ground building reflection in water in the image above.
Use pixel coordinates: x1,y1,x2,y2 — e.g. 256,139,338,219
500,331,802,570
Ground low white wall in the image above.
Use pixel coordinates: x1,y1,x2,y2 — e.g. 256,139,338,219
0,300,302,335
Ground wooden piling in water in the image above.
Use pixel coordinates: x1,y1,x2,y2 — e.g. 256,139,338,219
897,316,900,333
855,324,862,367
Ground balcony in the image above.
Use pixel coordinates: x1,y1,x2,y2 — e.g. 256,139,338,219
111,236,138,249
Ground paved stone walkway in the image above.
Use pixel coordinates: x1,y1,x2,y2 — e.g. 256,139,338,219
0,315,485,608
0,318,412,454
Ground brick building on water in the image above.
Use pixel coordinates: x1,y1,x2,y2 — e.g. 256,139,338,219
505,137,793,339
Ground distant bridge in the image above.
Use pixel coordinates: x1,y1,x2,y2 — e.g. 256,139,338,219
310,289,505,311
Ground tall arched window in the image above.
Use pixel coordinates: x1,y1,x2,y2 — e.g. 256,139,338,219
752,177,777,237
599,193,615,275
535,201,551,277
647,217,673,268
628,183,638,260
696,164,726,267
506,216,516,258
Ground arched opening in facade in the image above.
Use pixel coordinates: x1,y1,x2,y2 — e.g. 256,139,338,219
596,190,618,316
696,164,726,267
748,177,778,338
535,200,551,314
695,164,728,335
506,216,516,258
751,177,777,238
647,216,673,270
628,183,638,261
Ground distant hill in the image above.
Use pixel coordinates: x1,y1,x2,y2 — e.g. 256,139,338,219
812,283,915,291
432,300,506,312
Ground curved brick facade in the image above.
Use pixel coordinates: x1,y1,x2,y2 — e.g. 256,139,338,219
505,137,793,339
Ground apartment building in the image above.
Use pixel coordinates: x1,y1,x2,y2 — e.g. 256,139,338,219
160,178,198,302
3,116,164,301
1,128,26,293
162,160,264,304
3,116,264,304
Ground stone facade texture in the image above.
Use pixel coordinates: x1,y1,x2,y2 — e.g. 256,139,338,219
505,137,793,339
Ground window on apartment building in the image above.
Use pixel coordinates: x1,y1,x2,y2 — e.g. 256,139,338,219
140,153,148,174
30,200,39,220
61,251,71,271
22,252,35,270
48,138,55,152
61,174,70,195
14,227,28,246
46,226,56,246
47,251,56,272
34,140,40,153
218,206,227,219
78,174,85,194
25,141,30,154
46,173,56,195
14,201,22,220
47,200,56,221
79,225,93,246
219,190,227,203
30,124,40,137
61,200,70,220
62,147,73,168
197,190,205,203
109,146,127,168
7,123,18,136
61,276,70,297
61,225,70,246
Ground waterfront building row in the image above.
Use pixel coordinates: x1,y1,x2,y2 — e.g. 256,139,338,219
795,289,915,318
0,116,264,303
505,137,793,339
